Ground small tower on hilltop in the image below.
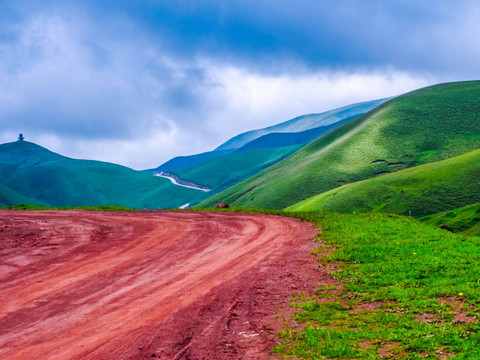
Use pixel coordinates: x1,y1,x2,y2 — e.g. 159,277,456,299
18,133,24,142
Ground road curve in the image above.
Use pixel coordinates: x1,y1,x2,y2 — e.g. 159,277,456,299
0,210,318,359
154,172,211,192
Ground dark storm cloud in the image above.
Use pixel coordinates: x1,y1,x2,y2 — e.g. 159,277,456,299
75,0,479,76
2,0,479,74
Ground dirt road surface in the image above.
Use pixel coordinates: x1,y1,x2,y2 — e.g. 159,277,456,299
0,210,319,359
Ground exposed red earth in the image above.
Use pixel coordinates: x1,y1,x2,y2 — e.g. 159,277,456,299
0,210,319,359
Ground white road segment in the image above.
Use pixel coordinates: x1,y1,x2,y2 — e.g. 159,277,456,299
154,173,210,192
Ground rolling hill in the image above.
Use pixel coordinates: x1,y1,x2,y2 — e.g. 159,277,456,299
171,118,362,195
420,202,480,237
0,141,202,208
198,81,480,209
147,99,387,201
4,81,479,212
0,183,46,207
147,149,232,173
285,148,480,216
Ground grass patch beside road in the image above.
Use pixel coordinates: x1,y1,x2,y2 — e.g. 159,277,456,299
274,211,480,359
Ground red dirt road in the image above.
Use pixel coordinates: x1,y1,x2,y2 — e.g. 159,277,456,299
0,210,319,359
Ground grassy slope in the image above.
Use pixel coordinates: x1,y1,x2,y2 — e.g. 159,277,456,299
0,141,201,208
274,211,480,359
147,149,232,172
173,145,301,193
199,81,480,209
421,202,480,237
286,148,480,217
165,118,364,200
0,183,47,207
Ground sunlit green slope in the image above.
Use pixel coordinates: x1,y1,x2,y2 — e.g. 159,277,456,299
199,81,480,209
169,117,362,199
420,202,480,237
286,148,480,216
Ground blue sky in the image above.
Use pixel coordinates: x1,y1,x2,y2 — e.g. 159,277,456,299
1,0,479,168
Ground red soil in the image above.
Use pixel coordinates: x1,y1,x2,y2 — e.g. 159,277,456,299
0,210,319,359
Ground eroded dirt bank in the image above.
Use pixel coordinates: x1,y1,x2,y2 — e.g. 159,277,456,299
0,210,319,359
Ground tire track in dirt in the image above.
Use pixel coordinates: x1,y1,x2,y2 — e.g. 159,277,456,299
0,210,319,359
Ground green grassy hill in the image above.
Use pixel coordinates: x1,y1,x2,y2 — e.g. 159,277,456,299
170,119,359,199
420,202,480,237
0,183,46,207
0,141,201,208
198,81,480,209
147,149,233,172
286,148,480,216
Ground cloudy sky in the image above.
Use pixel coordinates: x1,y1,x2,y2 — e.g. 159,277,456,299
1,0,479,169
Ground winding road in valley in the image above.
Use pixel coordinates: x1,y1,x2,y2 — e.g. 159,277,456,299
0,210,319,359
154,172,211,192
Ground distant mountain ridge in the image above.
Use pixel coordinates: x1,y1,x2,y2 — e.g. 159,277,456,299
214,98,390,151
148,149,232,173
235,116,357,152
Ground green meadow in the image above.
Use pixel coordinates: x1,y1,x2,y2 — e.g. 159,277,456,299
198,207,480,358
273,211,480,359
421,203,480,237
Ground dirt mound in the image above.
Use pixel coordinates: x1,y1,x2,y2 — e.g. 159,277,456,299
0,210,319,359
